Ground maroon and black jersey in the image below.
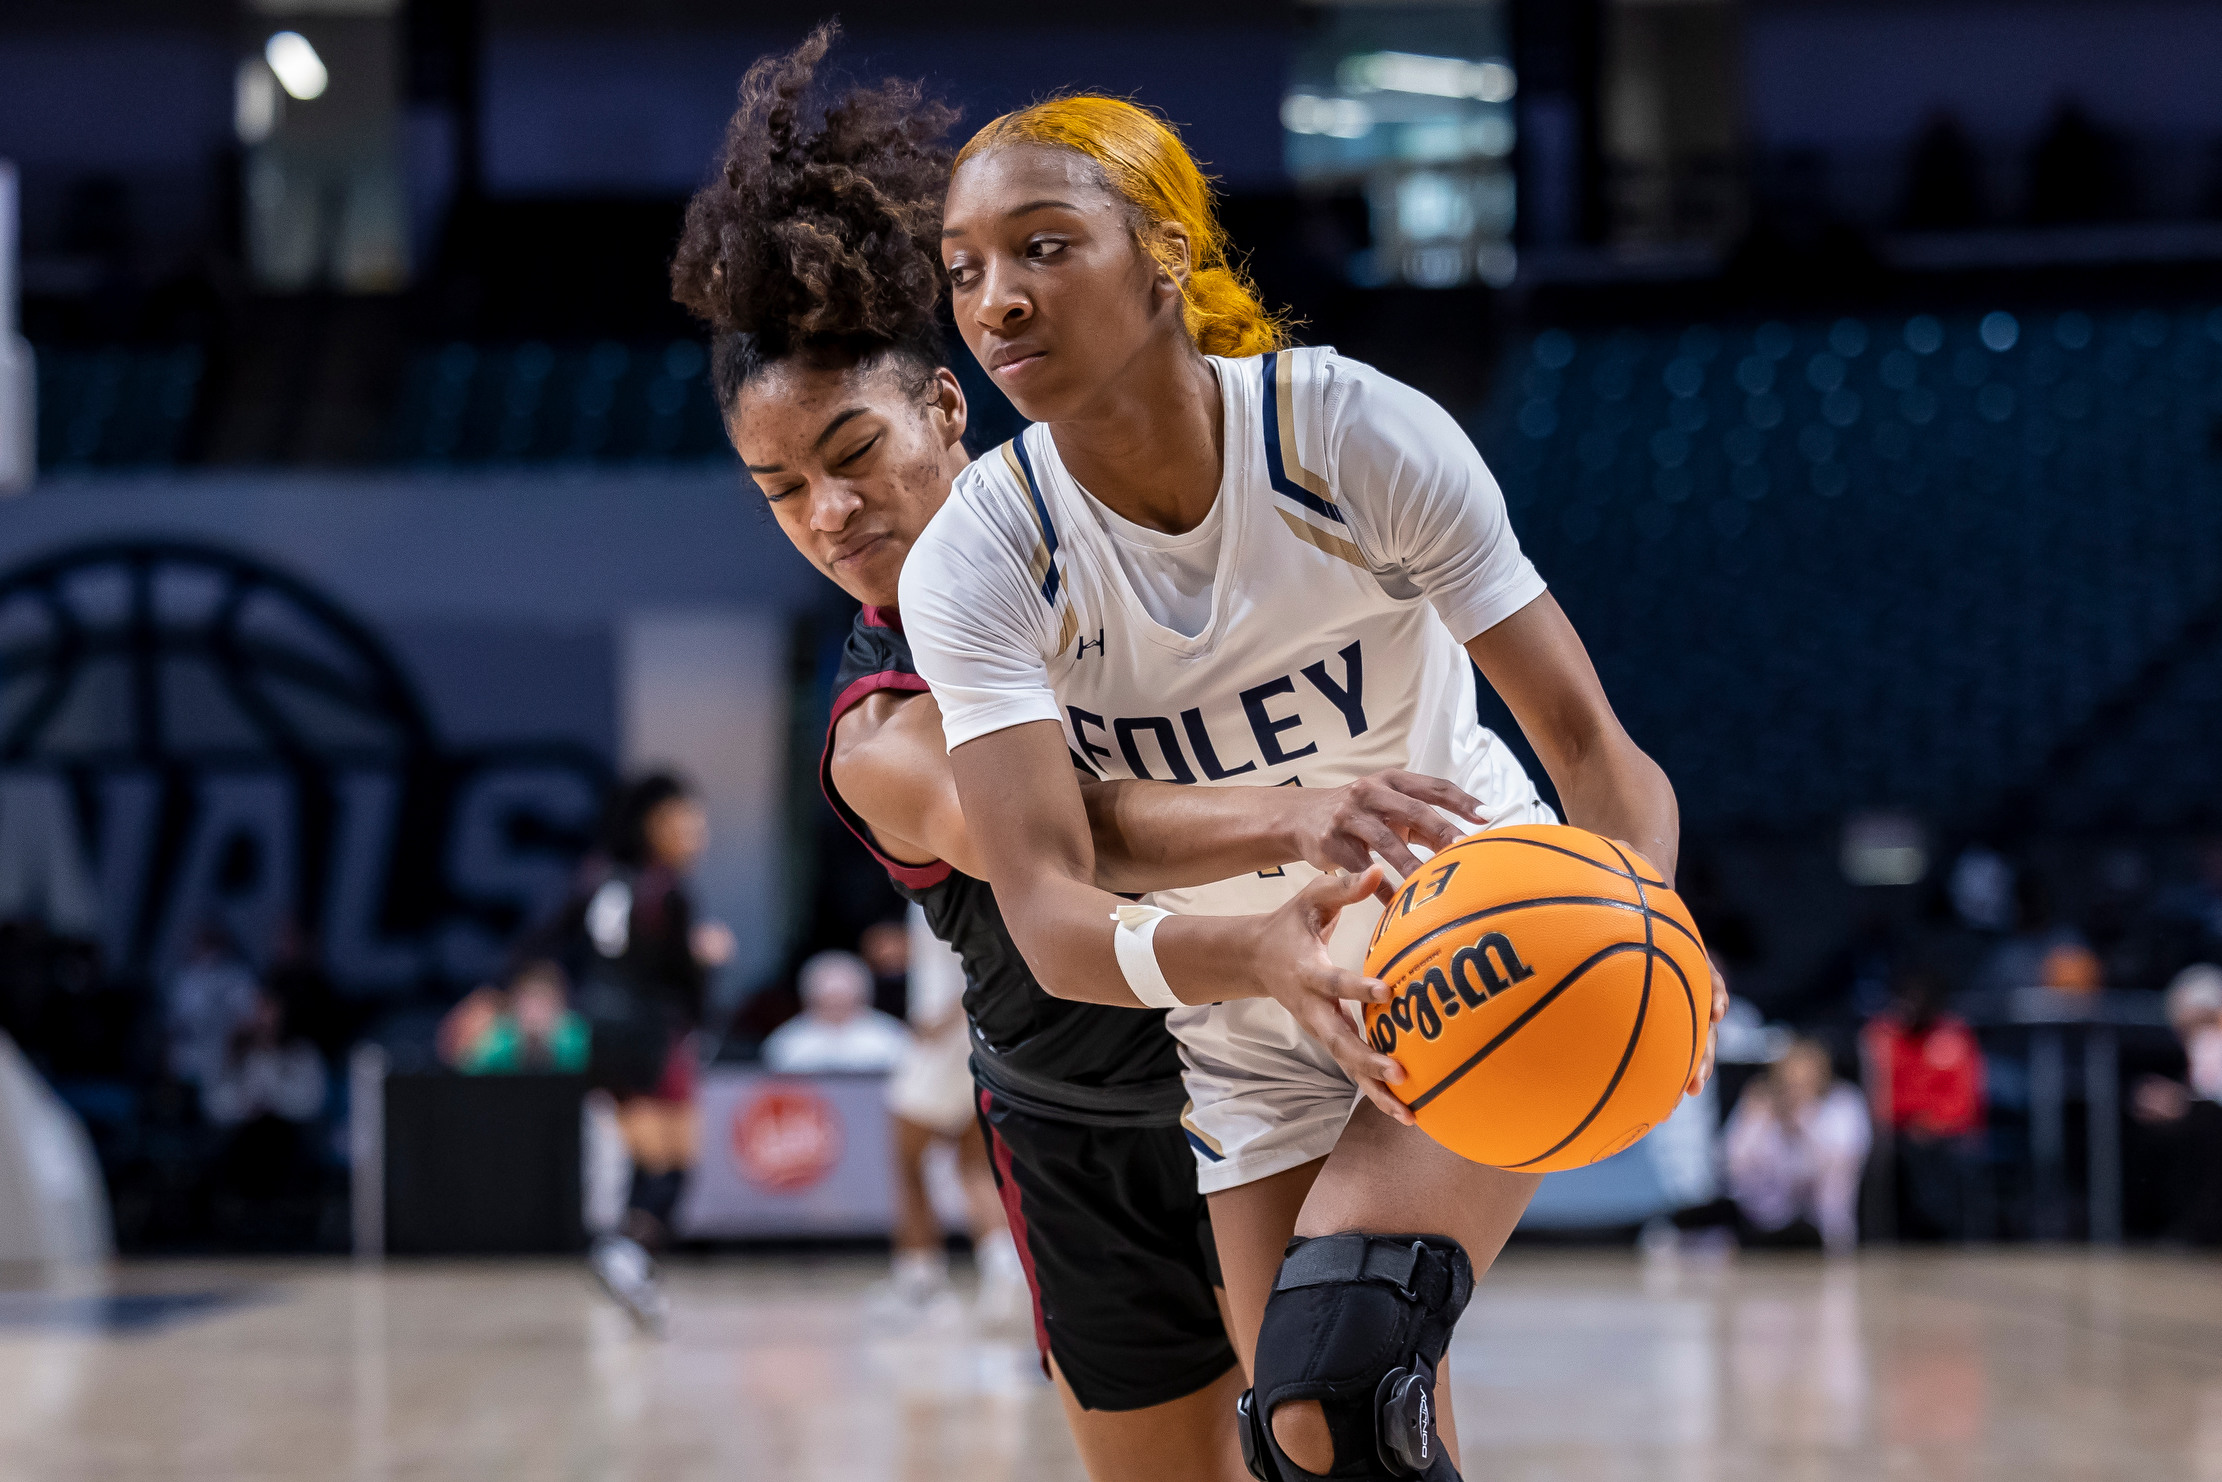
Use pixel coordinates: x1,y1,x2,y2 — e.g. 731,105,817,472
820,606,1186,1126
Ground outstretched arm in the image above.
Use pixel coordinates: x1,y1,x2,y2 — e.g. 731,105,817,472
1467,590,1724,1091
1466,592,1677,880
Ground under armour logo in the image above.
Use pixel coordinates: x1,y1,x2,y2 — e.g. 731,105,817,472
1077,629,1107,659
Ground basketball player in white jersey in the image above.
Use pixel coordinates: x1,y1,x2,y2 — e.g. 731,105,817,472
669,34,1518,1481
901,98,1727,1481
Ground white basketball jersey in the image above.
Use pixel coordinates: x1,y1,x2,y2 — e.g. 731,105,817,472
902,346,1550,967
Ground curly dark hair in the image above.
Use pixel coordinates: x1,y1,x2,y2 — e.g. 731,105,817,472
670,23,958,410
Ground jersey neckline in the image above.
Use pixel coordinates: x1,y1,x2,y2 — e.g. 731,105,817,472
1029,353,1256,657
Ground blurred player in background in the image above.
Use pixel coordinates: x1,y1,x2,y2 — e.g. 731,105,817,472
878,904,1027,1328
510,771,735,1333
669,28,1485,1480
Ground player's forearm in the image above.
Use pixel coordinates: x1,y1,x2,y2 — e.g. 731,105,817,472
994,866,1267,1008
1084,780,1302,893
951,721,1272,1008
1552,733,1680,885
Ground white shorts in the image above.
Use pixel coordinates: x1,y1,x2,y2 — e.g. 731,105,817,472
885,1023,976,1138
1171,796,1559,1193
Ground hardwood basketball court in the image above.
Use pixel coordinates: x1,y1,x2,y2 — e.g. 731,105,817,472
2,1249,2217,1480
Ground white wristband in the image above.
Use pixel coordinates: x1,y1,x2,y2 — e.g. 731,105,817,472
1109,903,1181,1010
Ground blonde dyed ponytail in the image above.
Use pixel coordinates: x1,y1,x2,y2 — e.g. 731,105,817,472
955,95,1293,358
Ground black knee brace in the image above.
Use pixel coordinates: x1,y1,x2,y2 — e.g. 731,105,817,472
1237,1233,1474,1482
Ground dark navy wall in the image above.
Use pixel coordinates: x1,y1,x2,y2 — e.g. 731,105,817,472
482,24,1295,195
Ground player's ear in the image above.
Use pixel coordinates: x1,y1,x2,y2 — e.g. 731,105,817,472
1149,220,1193,294
928,366,968,451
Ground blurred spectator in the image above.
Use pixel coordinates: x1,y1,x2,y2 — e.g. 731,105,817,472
165,927,260,1091
1863,967,1988,1240
1675,1038,1871,1253
763,951,909,1074
458,966,590,1075
437,985,506,1069
874,907,1024,1329
203,989,329,1237
858,918,910,1021
2129,965,2222,1245
203,990,328,1128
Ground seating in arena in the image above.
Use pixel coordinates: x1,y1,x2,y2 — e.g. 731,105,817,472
34,346,204,469
28,306,2222,844
1473,305,2222,835
382,339,730,464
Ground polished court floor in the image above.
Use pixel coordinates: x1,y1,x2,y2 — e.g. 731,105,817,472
0,1248,2217,1481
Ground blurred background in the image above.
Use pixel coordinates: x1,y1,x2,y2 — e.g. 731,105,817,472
2,0,2220,1263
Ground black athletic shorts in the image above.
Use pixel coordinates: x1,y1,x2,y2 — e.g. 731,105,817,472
976,1088,1237,1412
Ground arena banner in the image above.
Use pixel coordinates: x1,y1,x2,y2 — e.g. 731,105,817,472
679,1067,965,1239
3,472,819,994
0,539,612,992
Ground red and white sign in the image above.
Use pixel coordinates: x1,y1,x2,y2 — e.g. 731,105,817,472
730,1083,844,1194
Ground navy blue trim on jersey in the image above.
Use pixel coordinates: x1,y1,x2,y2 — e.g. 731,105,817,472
1259,351,1347,526
1012,435,1064,606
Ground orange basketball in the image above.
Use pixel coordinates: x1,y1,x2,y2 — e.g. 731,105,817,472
1361,824,1710,1173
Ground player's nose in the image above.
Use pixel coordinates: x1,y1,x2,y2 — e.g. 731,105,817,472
974,257,1031,332
809,480,861,533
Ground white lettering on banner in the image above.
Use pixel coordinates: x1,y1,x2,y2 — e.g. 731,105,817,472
0,760,606,991
0,771,98,936
324,771,422,989
439,765,603,984
91,772,161,970
155,774,297,971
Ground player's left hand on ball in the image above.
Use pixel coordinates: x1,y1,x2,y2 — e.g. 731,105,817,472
1686,954,1729,1098
1255,865,1417,1126
1284,769,1488,902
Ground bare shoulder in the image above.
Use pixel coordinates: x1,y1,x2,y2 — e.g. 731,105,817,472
831,688,942,783
828,690,952,871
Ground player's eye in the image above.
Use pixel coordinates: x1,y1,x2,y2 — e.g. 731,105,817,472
763,483,804,504
1025,237,1067,261
836,435,880,468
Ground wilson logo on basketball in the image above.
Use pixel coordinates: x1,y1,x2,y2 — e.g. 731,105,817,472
1368,932,1536,1054
731,1085,845,1194
1360,824,1710,1174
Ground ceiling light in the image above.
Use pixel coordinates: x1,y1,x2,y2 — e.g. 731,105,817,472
1339,52,1516,104
265,31,328,102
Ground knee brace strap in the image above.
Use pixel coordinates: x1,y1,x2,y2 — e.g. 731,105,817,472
1240,1232,1474,1482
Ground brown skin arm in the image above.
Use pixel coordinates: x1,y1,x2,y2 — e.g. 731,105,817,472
1465,590,1726,1092
829,690,992,877
1465,592,1678,880
944,717,1416,1121
831,688,1491,892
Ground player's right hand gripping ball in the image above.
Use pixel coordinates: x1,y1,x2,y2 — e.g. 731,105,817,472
1363,824,1712,1173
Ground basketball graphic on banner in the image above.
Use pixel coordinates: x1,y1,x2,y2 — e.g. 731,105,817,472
731,1084,845,1194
